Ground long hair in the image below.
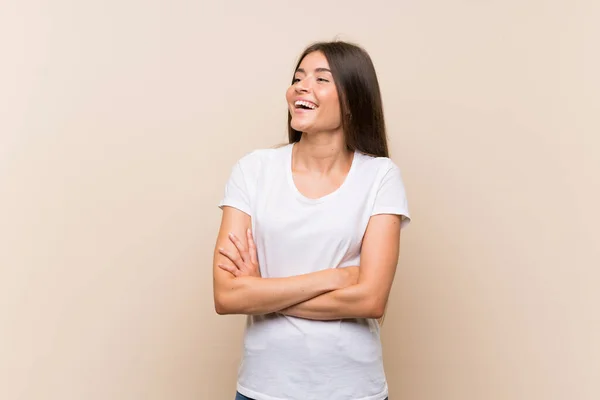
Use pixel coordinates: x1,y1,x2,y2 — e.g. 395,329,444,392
287,41,389,158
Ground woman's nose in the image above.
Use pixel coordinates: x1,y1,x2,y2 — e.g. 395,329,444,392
295,78,310,93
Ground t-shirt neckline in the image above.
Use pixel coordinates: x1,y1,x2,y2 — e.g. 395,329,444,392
286,142,358,204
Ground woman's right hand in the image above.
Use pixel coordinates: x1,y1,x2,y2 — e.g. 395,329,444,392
218,228,261,278
217,225,358,287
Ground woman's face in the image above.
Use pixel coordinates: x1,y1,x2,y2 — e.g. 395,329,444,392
286,51,342,135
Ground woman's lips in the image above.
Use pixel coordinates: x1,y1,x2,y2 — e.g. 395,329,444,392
293,107,316,114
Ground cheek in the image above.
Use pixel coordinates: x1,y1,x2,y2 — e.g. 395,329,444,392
285,87,295,103
318,90,340,116
329,102,341,118
322,101,341,122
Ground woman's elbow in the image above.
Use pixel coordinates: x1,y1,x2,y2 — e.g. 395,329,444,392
213,276,247,315
341,285,387,319
364,297,387,320
214,293,242,315
375,309,386,320
214,295,231,315
367,305,386,320
214,291,255,315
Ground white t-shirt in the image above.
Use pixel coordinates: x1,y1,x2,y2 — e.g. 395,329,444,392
219,143,411,400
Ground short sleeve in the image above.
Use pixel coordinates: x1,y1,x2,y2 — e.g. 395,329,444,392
371,161,411,228
218,160,252,216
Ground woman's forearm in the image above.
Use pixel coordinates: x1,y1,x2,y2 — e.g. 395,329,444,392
278,283,384,320
214,267,357,315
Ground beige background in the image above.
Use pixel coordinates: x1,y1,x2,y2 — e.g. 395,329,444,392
1,1,599,399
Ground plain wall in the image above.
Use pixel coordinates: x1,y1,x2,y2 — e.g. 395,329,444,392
1,1,598,399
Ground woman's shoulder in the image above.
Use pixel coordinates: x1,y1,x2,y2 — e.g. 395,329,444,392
355,151,400,174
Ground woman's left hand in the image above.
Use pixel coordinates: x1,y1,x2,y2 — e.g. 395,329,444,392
218,229,261,278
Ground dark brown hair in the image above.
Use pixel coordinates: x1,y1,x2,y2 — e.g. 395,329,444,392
288,41,389,158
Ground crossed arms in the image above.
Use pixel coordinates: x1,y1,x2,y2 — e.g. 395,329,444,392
212,206,402,321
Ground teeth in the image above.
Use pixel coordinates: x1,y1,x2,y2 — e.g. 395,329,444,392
294,100,317,109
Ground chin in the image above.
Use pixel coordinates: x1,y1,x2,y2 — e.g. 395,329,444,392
290,121,312,133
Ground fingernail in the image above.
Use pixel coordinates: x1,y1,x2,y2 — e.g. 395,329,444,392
228,232,234,238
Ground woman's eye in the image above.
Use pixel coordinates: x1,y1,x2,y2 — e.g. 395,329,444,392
292,78,300,83
317,77,329,83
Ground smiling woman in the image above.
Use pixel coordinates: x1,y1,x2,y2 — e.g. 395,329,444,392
286,52,342,136
213,41,410,400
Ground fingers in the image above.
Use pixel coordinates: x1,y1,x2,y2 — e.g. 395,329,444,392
247,228,258,265
219,231,256,274
217,263,239,277
218,247,243,269
228,233,249,264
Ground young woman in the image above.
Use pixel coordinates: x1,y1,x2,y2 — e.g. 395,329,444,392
213,41,411,400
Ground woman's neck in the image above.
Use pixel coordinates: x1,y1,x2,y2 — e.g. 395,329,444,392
293,132,353,175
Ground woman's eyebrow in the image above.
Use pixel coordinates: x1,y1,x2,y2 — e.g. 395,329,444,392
295,67,332,74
